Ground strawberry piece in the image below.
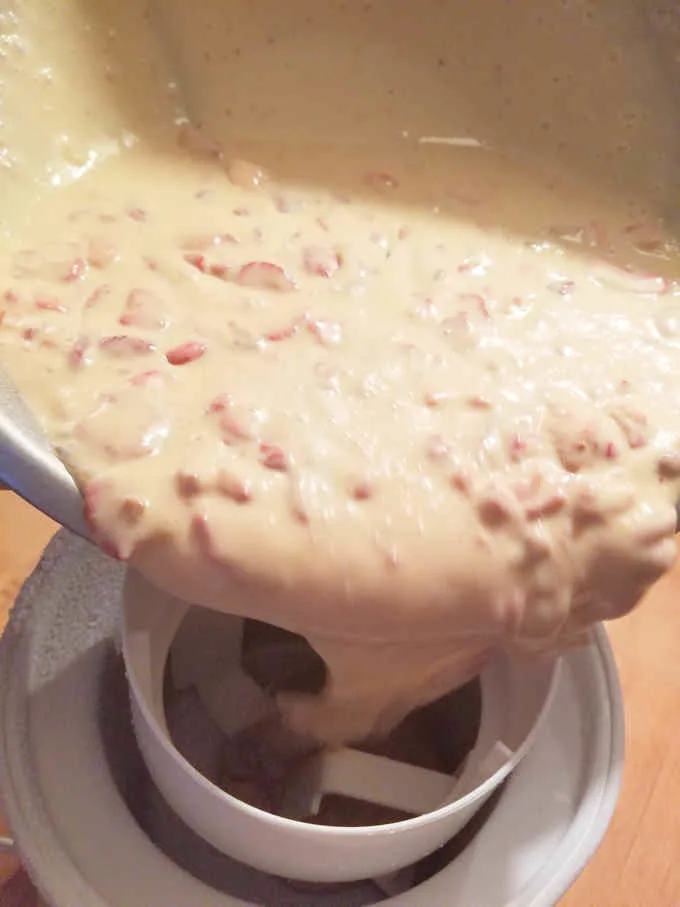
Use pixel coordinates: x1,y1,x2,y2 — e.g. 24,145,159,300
365,172,399,191
351,478,374,501
178,123,223,158
207,394,254,441
307,318,342,346
13,249,85,282
216,469,252,503
88,237,119,269
83,481,130,561
265,321,300,342
99,336,157,357
184,253,207,272
209,263,230,280
176,470,202,498
119,288,168,330
130,369,163,387
226,158,268,189
302,246,341,278
62,258,86,282
237,262,297,292
85,284,112,308
180,232,238,251
259,443,288,471
119,497,146,525
35,296,67,313
458,293,491,319
166,341,207,366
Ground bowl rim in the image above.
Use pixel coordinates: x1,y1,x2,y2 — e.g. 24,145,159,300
122,590,562,837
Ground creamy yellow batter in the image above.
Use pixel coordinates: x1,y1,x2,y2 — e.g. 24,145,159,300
0,0,678,744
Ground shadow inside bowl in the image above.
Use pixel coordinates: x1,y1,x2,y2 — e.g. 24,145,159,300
163,615,484,827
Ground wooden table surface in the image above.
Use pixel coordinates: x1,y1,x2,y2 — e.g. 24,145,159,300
0,490,678,907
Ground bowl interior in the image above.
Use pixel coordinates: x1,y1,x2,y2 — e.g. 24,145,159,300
122,567,559,831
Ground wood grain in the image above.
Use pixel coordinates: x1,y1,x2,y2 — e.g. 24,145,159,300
0,491,678,906
0,491,55,907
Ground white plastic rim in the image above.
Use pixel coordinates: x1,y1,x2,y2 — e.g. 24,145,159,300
122,567,560,883
391,623,625,907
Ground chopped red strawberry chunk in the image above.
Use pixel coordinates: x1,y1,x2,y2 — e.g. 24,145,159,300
259,443,288,471
88,237,119,269
307,318,342,346
99,336,157,357
366,172,399,191
85,284,112,308
226,158,268,189
178,123,223,158
69,335,91,369
209,263,230,280
237,262,297,292
35,295,67,313
184,253,207,272
166,341,207,366
302,246,341,278
119,288,169,330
